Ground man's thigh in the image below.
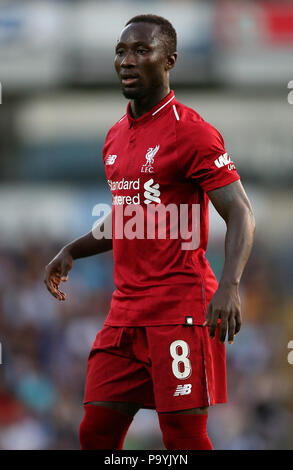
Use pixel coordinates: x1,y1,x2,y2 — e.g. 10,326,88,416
146,324,227,413
83,325,156,409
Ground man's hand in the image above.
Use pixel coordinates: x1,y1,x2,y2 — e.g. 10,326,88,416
44,248,74,301
203,282,241,344
44,223,113,301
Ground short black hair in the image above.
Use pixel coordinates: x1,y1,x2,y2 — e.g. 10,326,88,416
125,14,177,55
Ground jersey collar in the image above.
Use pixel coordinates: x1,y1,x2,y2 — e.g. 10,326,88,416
126,90,175,128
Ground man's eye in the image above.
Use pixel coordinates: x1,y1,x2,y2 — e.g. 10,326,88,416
137,49,147,54
116,50,124,56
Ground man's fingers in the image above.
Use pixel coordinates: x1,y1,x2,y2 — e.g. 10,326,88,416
44,266,60,285
51,280,66,300
208,310,220,339
203,303,213,327
61,264,72,282
45,280,58,298
204,300,241,343
203,304,219,339
228,316,236,344
50,283,65,301
209,319,218,339
235,311,242,335
45,279,66,301
44,255,73,302
219,312,228,343
51,273,61,285
61,265,69,281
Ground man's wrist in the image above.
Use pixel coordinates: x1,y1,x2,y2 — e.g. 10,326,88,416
218,278,240,289
61,244,75,259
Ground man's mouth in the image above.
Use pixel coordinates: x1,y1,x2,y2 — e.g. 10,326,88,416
121,74,139,86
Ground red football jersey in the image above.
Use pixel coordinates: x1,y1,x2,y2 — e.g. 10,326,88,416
102,90,240,326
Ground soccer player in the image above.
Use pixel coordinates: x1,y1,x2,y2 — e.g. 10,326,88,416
44,15,255,450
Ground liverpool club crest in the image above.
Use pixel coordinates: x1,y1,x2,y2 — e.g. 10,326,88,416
141,145,160,173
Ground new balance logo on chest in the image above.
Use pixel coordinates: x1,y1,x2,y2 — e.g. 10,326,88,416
106,155,117,165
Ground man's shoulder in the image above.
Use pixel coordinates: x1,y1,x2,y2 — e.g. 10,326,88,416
105,114,128,140
173,100,222,142
174,100,204,123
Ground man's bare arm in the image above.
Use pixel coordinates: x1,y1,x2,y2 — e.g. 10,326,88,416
44,211,113,301
66,210,113,260
203,180,256,343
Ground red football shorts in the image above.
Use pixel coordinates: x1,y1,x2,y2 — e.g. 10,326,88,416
83,324,227,412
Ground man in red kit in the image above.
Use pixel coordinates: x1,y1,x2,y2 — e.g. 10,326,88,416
44,15,255,450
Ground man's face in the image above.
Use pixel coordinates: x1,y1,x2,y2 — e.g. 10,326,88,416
114,22,169,100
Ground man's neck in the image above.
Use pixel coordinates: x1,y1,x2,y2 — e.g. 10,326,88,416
130,85,170,120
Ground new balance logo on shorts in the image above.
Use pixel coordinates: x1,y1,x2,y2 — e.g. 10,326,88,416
173,384,192,396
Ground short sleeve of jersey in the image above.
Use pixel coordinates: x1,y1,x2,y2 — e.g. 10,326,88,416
177,120,240,192
102,126,116,163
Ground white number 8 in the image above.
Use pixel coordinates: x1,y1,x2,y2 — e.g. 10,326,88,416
170,340,192,380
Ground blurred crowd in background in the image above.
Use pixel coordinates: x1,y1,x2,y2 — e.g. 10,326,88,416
0,0,293,449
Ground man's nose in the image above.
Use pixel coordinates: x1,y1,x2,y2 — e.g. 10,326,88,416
120,51,136,67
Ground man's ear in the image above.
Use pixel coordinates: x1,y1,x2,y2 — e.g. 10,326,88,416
166,52,177,71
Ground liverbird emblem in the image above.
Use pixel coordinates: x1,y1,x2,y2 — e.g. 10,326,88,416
141,145,160,173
